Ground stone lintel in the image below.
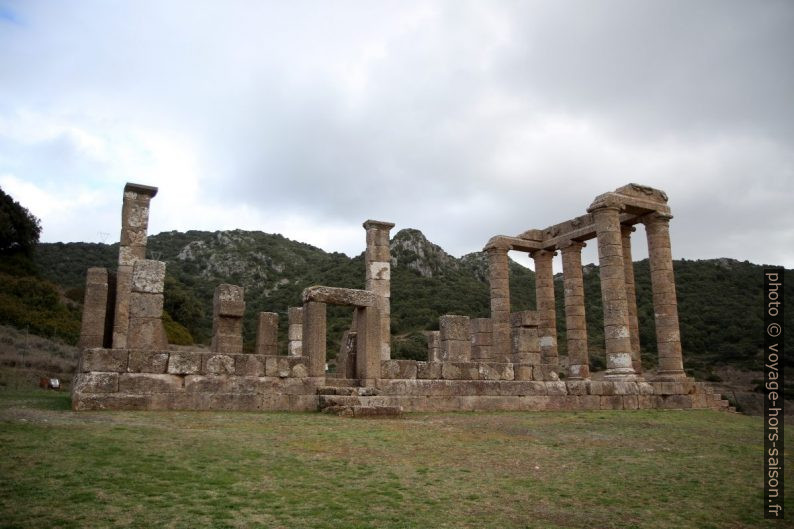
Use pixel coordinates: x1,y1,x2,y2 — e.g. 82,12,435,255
124,182,159,198
363,220,396,231
301,285,376,307
483,235,542,253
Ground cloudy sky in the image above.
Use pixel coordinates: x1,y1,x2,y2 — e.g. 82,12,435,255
1,0,792,270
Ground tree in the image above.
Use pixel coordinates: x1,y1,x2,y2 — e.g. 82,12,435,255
0,187,42,256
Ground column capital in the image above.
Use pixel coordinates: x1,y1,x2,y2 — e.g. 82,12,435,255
620,225,636,237
640,211,673,226
557,240,586,253
485,241,511,253
530,248,557,260
124,182,158,199
363,220,395,231
587,192,625,213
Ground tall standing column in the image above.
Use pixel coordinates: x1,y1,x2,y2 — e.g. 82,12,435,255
112,183,158,349
560,241,590,380
363,220,395,360
486,245,511,362
621,226,642,373
591,205,637,379
643,212,686,380
530,249,558,368
303,301,327,377
78,267,109,348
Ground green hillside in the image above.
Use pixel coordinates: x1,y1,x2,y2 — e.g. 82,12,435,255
24,228,792,379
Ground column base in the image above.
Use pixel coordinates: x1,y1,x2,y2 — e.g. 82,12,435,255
567,364,590,380
604,367,639,381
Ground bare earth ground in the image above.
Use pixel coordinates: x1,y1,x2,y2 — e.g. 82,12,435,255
0,388,790,529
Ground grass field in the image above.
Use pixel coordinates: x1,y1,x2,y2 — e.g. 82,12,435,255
0,388,790,529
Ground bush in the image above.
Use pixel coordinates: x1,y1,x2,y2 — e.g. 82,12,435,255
162,312,194,346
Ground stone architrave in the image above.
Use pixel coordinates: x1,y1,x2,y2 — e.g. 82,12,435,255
363,220,395,360
127,259,166,350
78,267,109,348
621,226,642,373
559,241,590,380
112,183,158,349
589,203,637,379
643,212,686,380
486,245,511,362
287,307,303,356
255,312,278,355
211,284,244,354
530,249,558,368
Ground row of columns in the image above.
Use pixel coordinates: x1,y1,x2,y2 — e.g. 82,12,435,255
487,208,685,380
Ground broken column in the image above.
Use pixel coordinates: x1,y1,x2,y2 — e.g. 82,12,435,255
590,202,637,379
426,331,440,362
486,244,512,362
439,315,471,361
255,312,278,355
355,305,382,383
560,241,590,380
112,183,158,349
621,225,642,373
78,267,109,348
363,220,395,360
211,284,244,354
287,307,303,356
470,318,493,361
643,212,686,380
127,259,166,350
303,301,326,377
531,249,558,368
511,310,540,365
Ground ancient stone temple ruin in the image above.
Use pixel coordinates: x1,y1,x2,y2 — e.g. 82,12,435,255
72,183,732,414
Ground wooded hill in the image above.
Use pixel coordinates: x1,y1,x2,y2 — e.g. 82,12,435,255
9,227,788,380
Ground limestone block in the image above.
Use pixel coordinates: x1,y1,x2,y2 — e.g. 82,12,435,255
658,394,693,409
441,340,471,362
589,381,616,396
129,292,164,318
288,324,303,341
514,364,533,381
118,373,183,394
511,311,539,328
131,260,166,294
235,354,265,376
81,349,129,373
288,306,303,325
441,362,460,380
288,341,303,356
167,352,202,375
366,261,390,281
417,361,442,380
214,284,245,317
381,360,417,380
203,354,235,375
127,317,167,349
291,362,308,378
545,381,568,395
72,393,151,411
426,331,440,362
212,334,243,355
302,286,376,307
440,315,470,341
73,372,119,393
600,395,624,410
532,364,560,381
566,380,590,395
469,318,492,334
127,351,169,373
118,245,146,266
255,312,278,355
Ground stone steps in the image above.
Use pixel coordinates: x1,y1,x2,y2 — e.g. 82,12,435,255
316,386,380,397
322,405,403,417
318,390,400,417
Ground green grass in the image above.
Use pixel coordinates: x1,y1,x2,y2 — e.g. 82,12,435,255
0,388,791,528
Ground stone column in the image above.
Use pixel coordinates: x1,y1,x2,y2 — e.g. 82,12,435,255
128,260,167,350
303,301,327,377
530,249,558,368
426,331,440,362
486,246,511,362
510,311,540,365
592,205,637,379
355,305,381,383
439,315,471,361
643,212,686,380
363,220,395,360
78,267,109,348
560,241,590,380
470,318,493,361
211,284,244,354
287,307,303,356
255,312,278,355
621,226,642,373
112,183,158,349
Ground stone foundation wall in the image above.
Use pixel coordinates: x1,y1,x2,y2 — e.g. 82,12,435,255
72,348,320,411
